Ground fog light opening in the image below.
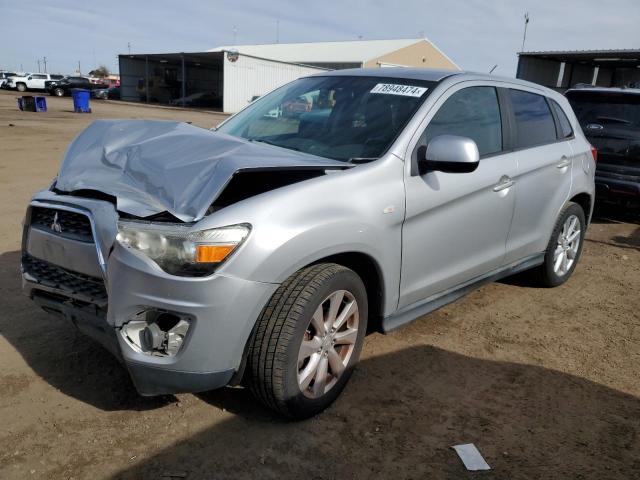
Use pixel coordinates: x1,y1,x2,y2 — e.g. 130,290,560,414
121,311,191,357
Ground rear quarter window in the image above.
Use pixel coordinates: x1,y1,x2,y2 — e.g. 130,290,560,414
550,99,574,139
508,89,557,148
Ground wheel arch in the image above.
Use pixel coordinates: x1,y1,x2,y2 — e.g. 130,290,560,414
569,192,593,223
231,250,386,386
309,251,385,334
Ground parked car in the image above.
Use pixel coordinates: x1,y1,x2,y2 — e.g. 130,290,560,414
106,86,120,100
6,73,64,92
45,76,108,96
0,71,17,89
170,91,222,108
282,95,312,117
92,86,120,100
21,69,595,419
92,88,109,100
566,87,639,207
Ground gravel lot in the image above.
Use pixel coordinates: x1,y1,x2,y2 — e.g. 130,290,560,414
0,90,638,480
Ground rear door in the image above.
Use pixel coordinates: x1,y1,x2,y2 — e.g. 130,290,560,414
30,74,48,89
503,88,575,263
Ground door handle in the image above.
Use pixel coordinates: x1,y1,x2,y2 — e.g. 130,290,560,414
493,175,515,192
556,157,571,169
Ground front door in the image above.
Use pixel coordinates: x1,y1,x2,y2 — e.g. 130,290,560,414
400,84,517,309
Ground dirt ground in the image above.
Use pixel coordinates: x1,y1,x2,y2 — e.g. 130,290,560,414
0,90,638,480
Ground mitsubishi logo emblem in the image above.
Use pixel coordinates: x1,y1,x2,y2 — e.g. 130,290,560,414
50,212,62,233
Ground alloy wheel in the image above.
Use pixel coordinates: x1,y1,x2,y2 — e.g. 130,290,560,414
297,289,359,399
553,214,581,276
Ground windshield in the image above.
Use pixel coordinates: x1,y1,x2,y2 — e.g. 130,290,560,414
218,75,435,161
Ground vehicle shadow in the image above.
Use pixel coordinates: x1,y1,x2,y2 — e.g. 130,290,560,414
0,250,176,411
113,346,640,480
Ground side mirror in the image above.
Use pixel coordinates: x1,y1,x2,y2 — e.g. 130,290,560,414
417,135,480,175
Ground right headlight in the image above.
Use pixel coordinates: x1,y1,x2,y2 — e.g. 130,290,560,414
116,221,251,277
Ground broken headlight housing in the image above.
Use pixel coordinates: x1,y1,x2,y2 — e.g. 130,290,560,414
116,221,251,277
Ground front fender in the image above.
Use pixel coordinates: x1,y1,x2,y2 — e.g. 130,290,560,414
207,155,406,317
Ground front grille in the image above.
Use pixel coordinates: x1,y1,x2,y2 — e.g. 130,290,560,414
22,254,107,304
30,207,93,242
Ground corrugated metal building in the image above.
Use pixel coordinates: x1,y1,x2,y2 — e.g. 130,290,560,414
118,51,323,114
118,38,458,113
516,49,640,91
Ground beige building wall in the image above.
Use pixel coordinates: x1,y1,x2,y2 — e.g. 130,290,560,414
363,40,459,70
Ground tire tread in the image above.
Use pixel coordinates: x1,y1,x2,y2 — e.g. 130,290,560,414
247,263,349,416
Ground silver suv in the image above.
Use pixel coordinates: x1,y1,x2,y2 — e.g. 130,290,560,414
21,69,595,418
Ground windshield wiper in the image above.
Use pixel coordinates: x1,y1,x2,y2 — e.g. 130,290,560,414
348,157,378,164
597,116,632,125
248,138,300,151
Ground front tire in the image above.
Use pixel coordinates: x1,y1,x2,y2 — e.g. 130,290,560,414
247,263,368,419
16,83,27,92
533,202,586,287
54,88,64,97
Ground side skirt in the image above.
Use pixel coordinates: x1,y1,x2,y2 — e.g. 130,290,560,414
382,253,544,333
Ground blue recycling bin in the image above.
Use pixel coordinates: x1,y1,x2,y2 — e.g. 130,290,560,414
71,89,91,113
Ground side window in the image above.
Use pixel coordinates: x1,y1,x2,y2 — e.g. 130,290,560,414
508,89,557,148
550,99,573,139
422,86,502,157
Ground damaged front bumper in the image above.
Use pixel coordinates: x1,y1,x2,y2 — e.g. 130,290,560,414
21,191,278,395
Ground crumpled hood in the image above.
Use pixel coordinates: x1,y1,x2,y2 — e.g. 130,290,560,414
55,119,349,222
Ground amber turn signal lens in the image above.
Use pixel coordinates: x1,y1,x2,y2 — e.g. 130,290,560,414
195,244,235,263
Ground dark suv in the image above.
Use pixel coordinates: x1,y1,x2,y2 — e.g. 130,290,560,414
566,87,640,207
45,76,107,96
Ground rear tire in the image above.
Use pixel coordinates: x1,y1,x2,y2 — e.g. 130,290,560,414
247,263,368,419
531,202,586,287
54,88,64,97
16,83,26,92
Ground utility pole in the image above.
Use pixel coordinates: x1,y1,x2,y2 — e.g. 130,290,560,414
78,61,81,75
232,25,237,44
521,12,530,52
37,59,41,73
276,20,280,43
43,57,47,73
127,42,131,55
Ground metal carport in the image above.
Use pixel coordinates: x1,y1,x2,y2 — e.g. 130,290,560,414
516,49,640,91
119,52,224,109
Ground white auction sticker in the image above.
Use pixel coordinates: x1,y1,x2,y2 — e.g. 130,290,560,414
370,83,428,97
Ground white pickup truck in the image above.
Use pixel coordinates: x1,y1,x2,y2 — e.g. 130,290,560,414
6,73,64,92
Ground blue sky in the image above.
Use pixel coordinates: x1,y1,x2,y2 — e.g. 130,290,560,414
1,0,638,76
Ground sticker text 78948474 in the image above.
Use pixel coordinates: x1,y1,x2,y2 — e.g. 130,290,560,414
370,83,428,97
